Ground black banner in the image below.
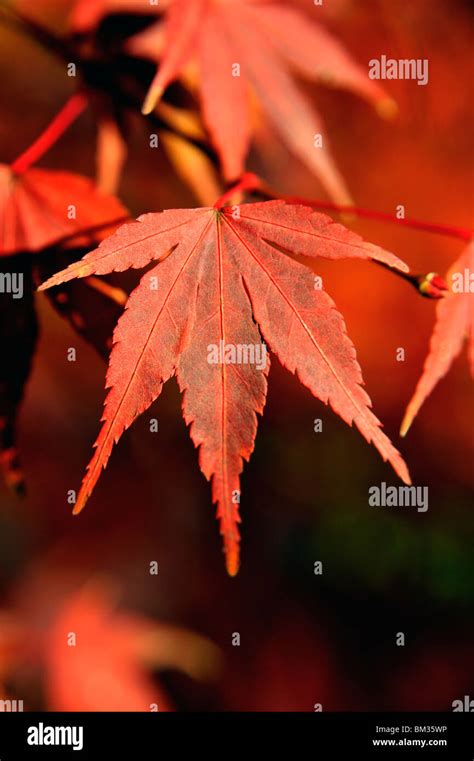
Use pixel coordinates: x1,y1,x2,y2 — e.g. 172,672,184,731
0,712,472,758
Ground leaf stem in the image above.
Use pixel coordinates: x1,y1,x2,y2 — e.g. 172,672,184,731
237,179,453,297
11,93,88,175
214,173,261,209
373,261,447,299
264,192,473,243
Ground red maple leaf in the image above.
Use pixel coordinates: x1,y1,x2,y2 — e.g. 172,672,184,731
401,241,474,436
71,0,392,203
0,571,220,711
40,199,411,575
0,164,127,256
0,153,128,490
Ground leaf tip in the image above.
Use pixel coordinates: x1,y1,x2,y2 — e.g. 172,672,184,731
376,97,398,120
225,546,240,577
72,495,88,515
394,453,412,485
142,85,163,115
399,413,413,439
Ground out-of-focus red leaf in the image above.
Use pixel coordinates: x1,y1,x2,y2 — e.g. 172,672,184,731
73,0,392,202
401,241,474,436
0,164,128,489
0,164,128,256
44,582,220,711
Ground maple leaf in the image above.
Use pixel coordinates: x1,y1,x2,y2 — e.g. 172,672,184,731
401,241,474,436
39,200,410,574
0,164,127,256
72,0,391,202
0,162,128,491
43,582,220,711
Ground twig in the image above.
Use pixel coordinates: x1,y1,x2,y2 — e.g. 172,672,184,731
220,176,452,298
11,93,88,173
214,173,261,209
260,190,473,243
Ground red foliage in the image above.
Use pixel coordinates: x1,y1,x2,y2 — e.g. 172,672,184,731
40,199,411,573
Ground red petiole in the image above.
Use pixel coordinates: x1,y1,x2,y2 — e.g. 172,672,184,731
11,92,88,175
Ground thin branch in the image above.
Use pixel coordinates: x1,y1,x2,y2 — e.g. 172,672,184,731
373,261,447,299
11,93,88,174
225,176,452,298
214,173,261,209
260,190,473,243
